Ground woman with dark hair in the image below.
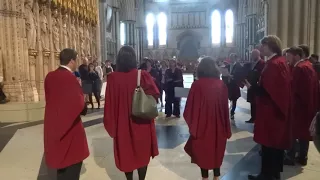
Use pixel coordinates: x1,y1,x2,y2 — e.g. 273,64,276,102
103,46,159,180
88,63,101,109
143,59,160,89
164,59,184,118
248,35,291,180
184,56,231,180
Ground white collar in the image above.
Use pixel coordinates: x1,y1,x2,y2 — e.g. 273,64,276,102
60,65,72,72
267,53,277,61
294,59,304,67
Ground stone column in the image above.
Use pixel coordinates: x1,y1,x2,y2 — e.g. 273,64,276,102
119,0,136,47
292,0,301,45
316,0,320,54
267,0,279,35
301,0,310,44
96,0,102,62
279,0,289,48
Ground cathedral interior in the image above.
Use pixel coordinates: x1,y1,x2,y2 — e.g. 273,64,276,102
1,0,320,179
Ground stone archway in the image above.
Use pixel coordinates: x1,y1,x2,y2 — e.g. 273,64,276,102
176,30,202,61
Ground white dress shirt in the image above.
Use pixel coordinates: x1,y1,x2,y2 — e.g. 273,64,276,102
60,65,72,72
266,53,277,61
95,66,103,80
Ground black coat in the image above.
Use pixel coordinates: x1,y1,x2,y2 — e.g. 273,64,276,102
244,60,265,103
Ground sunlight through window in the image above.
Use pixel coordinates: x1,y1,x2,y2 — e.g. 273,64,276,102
157,12,167,46
225,9,234,44
211,10,221,44
120,22,125,45
146,13,155,46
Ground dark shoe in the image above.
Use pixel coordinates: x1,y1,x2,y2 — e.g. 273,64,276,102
166,114,171,118
246,118,254,123
230,113,235,120
297,158,308,166
248,174,276,180
174,115,180,118
283,157,295,166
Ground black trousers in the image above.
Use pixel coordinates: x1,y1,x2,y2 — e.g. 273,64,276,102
287,139,309,160
57,161,83,180
230,99,237,115
201,168,220,178
250,102,256,121
89,91,101,108
165,96,180,116
261,146,284,178
125,166,148,180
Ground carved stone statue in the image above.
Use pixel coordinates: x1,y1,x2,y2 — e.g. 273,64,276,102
52,17,60,52
40,6,49,51
70,17,77,49
79,22,85,56
84,25,91,56
25,0,36,50
62,15,68,48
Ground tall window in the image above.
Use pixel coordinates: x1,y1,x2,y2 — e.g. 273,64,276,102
211,10,221,44
120,22,125,45
157,12,167,46
225,9,234,44
146,13,155,46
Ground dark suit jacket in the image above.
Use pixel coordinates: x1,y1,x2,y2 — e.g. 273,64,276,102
244,59,265,102
225,62,245,100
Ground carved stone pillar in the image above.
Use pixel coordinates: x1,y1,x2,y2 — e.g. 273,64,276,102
28,50,39,102
123,21,135,47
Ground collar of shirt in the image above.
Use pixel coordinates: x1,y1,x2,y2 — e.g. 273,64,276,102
60,65,72,72
267,53,277,61
294,59,304,67
252,60,259,70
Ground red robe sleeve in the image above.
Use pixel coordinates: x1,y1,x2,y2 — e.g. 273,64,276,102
184,81,203,138
104,74,117,138
262,60,290,118
45,72,85,139
141,70,160,100
221,84,231,138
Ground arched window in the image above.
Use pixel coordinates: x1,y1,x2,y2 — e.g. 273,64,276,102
225,9,234,44
157,12,167,46
120,22,125,45
211,10,221,44
146,13,155,47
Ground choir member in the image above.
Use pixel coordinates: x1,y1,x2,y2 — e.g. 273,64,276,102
225,53,245,120
44,48,89,180
104,46,159,180
244,49,265,123
164,59,184,118
284,47,319,166
310,54,319,64
248,35,292,180
298,44,310,61
184,56,231,180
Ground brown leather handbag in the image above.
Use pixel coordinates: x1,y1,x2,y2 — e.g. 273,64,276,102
132,70,158,119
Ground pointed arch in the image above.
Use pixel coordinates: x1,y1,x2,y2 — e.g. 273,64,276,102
146,13,155,47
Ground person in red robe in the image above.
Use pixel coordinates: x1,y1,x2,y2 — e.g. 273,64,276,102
248,35,292,180
284,46,319,166
184,56,231,180
44,48,89,180
104,46,159,180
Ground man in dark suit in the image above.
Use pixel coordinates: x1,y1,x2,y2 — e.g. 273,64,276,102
225,53,245,120
244,49,265,123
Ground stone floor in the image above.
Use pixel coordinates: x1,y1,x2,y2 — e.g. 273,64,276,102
0,74,320,180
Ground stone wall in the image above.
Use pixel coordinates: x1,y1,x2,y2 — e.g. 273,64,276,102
0,0,100,102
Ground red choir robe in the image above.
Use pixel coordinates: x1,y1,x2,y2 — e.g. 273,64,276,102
104,69,159,172
44,67,89,169
254,56,292,149
292,60,319,140
184,78,231,169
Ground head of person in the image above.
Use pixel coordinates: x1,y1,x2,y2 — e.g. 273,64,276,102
251,49,261,62
146,59,153,68
116,46,137,72
59,48,78,71
105,60,111,67
310,54,319,64
286,46,304,66
298,44,310,59
229,53,238,64
160,60,168,68
282,48,289,56
93,60,99,67
260,35,282,57
197,56,221,79
88,63,95,72
82,57,89,65
169,59,177,69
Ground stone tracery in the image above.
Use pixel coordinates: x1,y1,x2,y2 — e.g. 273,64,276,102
0,0,100,102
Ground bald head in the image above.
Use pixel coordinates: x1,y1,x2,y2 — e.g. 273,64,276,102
251,49,260,62
83,57,88,65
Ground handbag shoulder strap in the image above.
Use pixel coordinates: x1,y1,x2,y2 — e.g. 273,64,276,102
137,69,141,87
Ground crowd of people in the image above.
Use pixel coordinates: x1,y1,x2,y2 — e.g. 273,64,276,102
42,34,320,180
